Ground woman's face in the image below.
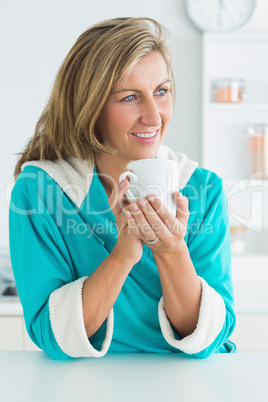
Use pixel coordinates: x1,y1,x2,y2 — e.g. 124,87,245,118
96,51,173,167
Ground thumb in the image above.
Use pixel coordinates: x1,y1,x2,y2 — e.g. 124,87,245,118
108,179,129,216
174,192,190,222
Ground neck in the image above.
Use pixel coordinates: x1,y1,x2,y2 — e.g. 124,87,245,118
94,153,132,197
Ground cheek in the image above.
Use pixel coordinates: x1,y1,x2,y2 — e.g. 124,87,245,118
162,97,173,123
106,106,137,132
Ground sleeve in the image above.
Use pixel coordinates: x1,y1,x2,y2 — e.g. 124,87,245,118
158,175,236,358
9,188,113,360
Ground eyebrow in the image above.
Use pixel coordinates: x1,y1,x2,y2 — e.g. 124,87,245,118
111,79,171,94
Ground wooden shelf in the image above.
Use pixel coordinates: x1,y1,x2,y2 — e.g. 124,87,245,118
223,178,268,189
202,33,268,181
209,102,268,111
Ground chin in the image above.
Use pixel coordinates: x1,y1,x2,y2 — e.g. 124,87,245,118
126,137,163,162
134,150,159,161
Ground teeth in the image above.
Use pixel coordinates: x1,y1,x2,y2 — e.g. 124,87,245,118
132,131,156,138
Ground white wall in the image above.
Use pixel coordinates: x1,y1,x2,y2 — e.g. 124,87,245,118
0,0,267,249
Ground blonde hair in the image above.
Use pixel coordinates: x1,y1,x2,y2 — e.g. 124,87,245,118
14,17,175,177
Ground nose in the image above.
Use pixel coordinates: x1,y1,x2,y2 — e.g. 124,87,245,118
140,98,161,127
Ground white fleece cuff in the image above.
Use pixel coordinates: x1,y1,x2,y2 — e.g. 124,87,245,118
158,277,226,354
49,277,114,358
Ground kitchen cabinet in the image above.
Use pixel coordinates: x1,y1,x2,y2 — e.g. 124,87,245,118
1,313,267,353
202,33,268,262
22,319,40,351
202,33,268,353
0,315,40,351
0,316,23,350
230,314,268,352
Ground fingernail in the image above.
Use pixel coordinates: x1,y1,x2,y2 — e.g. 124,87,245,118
148,195,155,203
120,180,127,189
131,203,138,211
125,210,131,218
139,198,146,207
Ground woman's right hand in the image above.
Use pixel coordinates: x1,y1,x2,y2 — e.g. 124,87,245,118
108,179,144,268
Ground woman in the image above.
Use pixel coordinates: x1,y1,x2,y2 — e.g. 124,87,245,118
9,17,236,360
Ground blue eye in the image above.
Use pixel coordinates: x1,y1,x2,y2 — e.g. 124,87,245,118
156,88,167,96
123,95,136,102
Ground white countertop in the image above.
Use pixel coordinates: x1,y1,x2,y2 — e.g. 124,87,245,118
0,351,267,402
232,254,268,313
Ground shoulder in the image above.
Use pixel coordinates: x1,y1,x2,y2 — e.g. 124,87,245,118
184,166,225,204
184,167,228,222
187,166,223,190
12,158,94,208
9,166,62,219
158,144,223,193
12,165,59,199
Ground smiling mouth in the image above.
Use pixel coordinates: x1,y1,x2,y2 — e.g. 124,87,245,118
131,130,158,138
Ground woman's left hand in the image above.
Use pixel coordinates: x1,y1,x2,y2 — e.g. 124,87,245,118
123,191,190,253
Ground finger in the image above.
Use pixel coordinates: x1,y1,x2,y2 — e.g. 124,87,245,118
123,207,144,240
138,197,167,239
115,206,128,233
130,199,165,241
174,192,190,223
108,179,129,214
146,194,177,235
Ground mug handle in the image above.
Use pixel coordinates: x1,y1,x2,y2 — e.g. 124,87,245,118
119,171,138,202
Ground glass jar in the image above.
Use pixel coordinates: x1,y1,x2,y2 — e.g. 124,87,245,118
230,225,247,255
246,124,268,179
212,79,246,103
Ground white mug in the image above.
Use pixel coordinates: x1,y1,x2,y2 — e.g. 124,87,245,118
119,158,179,216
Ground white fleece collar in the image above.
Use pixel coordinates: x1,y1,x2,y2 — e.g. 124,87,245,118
157,144,198,188
21,144,198,208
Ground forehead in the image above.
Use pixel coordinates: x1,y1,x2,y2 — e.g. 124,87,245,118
114,51,169,90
